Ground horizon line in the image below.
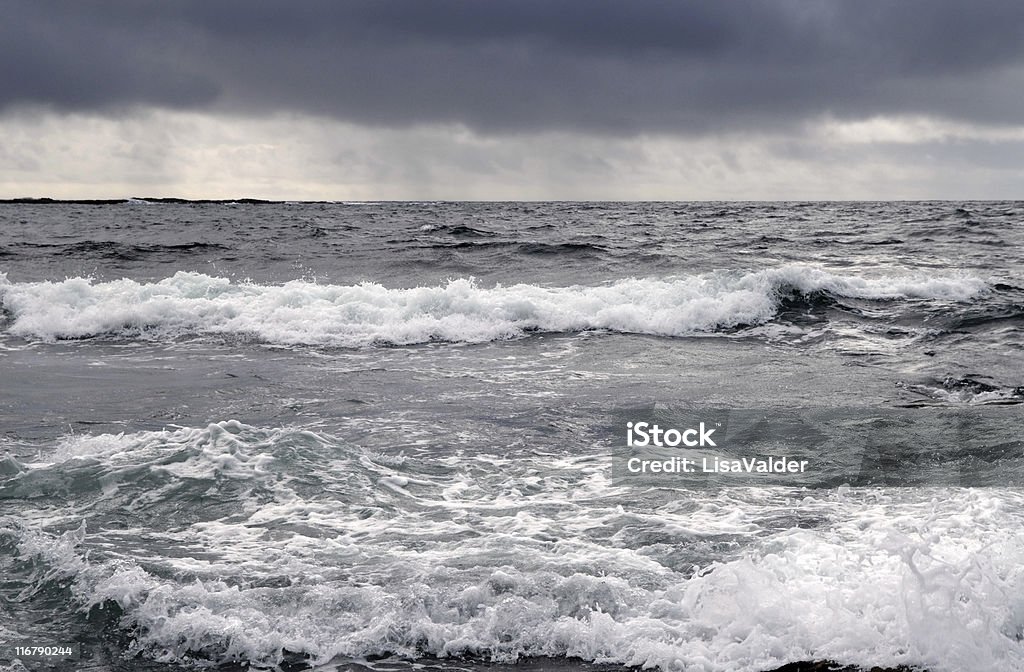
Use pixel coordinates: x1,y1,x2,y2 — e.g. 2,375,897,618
2,196,1020,205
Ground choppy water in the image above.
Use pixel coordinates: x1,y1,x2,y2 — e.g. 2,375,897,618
1,201,1023,672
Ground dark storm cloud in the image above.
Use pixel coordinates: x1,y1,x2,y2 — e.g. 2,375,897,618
4,1,1024,133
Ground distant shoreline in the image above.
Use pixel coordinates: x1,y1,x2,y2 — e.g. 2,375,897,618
0,197,284,205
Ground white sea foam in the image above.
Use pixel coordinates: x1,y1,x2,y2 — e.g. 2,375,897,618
0,266,988,346
4,422,1024,672
5,490,1024,672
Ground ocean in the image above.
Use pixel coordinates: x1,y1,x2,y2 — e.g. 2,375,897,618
1,200,1022,672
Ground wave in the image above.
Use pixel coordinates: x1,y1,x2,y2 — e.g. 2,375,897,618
897,377,1024,406
0,265,988,347
419,223,496,237
422,240,607,256
2,422,1024,670
5,240,228,260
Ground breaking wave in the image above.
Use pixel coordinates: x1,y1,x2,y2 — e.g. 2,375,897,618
0,265,988,347
2,422,1024,671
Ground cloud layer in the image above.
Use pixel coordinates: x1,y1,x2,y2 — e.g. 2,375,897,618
5,1,1024,134
3,2,1024,198
3,110,1022,200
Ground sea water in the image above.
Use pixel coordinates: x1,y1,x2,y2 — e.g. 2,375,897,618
1,201,1023,672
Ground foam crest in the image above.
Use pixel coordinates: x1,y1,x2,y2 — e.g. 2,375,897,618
40,420,299,473
3,422,339,512
0,266,988,346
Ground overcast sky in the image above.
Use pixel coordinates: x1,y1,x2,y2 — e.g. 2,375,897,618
3,1,1024,200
